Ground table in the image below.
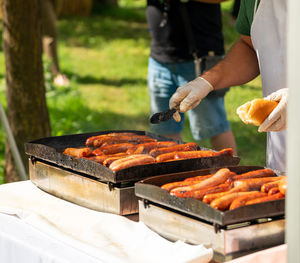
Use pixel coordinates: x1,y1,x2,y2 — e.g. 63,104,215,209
0,181,213,263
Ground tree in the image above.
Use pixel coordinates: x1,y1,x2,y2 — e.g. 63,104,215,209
2,0,51,182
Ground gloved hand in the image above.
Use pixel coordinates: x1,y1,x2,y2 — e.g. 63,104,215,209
258,88,288,132
169,77,214,122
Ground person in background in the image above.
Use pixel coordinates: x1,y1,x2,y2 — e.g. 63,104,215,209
146,0,237,155
170,0,287,172
41,0,70,87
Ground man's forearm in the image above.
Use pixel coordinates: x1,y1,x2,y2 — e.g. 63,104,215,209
201,35,260,90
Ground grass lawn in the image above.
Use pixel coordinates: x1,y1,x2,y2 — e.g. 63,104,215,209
0,0,266,183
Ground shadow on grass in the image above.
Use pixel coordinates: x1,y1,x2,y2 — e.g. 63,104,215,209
57,6,149,48
63,70,146,86
48,89,150,137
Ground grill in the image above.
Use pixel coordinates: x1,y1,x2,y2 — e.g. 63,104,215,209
135,166,285,261
25,130,240,215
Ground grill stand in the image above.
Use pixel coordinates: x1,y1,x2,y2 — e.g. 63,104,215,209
29,160,138,215
138,200,285,262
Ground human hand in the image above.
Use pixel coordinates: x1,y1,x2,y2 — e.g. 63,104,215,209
258,88,288,132
169,77,213,122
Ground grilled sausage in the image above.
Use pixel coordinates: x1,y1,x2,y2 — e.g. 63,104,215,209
85,132,137,146
261,180,282,193
174,148,233,160
229,191,267,210
99,143,135,155
155,152,179,162
109,154,155,171
202,184,250,204
161,181,197,192
63,147,93,157
233,177,283,191
102,155,128,167
245,192,285,205
172,183,232,199
183,174,214,182
210,192,250,211
268,187,280,195
85,153,128,164
149,143,198,158
127,141,178,155
278,177,287,195
232,168,275,180
92,148,104,156
93,135,156,147
170,168,232,194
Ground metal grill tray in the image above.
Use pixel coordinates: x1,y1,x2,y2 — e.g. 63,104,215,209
24,130,240,184
135,166,285,227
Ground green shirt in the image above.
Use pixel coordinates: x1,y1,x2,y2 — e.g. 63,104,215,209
235,0,261,36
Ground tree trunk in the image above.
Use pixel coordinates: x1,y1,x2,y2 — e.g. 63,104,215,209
2,0,51,182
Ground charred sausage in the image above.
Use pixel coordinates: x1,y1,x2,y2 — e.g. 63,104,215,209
229,191,267,210
202,184,250,204
232,168,275,180
233,177,283,191
109,154,155,171
149,143,198,158
63,147,93,157
210,192,250,211
171,183,232,199
245,192,285,205
170,168,232,194
127,141,178,155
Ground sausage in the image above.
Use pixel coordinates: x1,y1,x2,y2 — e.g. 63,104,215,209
278,177,287,195
149,143,198,158
160,174,214,193
202,184,250,204
100,143,135,155
232,168,275,180
170,168,232,194
233,177,283,191
183,171,236,183
92,148,104,156
155,152,179,162
85,153,128,164
93,135,156,147
268,187,280,195
109,154,155,171
183,174,214,182
174,148,233,160
245,192,285,205
229,191,267,210
85,132,137,146
161,180,198,192
102,155,129,167
261,180,282,193
210,192,250,211
63,147,93,157
127,141,178,155
172,183,232,199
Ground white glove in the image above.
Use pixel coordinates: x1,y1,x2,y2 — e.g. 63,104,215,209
258,88,288,132
169,77,213,122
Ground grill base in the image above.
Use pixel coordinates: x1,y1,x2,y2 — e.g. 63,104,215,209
138,200,285,262
29,160,138,215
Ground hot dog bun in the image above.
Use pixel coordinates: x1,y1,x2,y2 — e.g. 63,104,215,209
236,99,278,126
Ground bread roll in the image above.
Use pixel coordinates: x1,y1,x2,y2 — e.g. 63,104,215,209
236,99,278,126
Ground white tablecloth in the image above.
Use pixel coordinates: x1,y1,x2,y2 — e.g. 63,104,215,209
0,181,213,263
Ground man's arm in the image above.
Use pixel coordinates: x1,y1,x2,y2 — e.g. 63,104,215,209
202,35,260,90
169,35,260,115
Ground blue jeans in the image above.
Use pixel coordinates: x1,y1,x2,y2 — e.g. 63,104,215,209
148,57,231,140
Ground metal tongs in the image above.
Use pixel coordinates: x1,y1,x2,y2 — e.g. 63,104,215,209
150,107,178,124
